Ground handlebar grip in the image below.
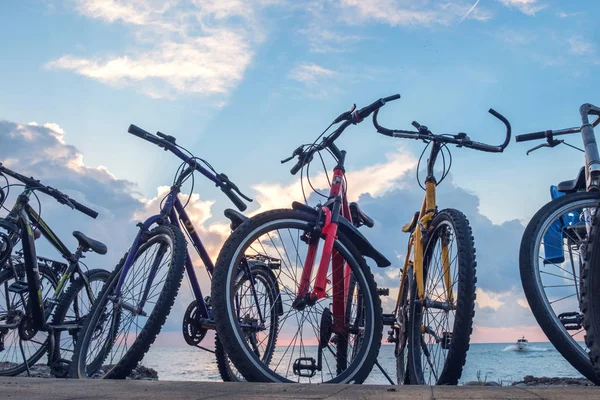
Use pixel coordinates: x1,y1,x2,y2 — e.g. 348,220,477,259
290,161,303,175
357,94,401,120
467,141,503,153
70,199,99,219
128,124,152,139
383,94,401,102
221,187,247,212
515,130,549,142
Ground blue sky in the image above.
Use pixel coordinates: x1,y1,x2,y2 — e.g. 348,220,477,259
1,0,599,343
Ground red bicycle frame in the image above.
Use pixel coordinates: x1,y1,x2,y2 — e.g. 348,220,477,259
295,167,353,333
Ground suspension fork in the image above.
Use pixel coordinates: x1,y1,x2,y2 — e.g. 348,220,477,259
295,206,331,303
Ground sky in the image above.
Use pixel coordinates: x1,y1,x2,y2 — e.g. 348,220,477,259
1,0,599,349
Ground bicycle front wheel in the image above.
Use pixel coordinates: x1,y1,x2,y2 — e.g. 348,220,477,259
70,224,186,378
408,209,476,385
519,191,600,383
212,208,382,384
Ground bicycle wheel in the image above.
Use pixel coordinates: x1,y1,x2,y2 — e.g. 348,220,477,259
50,268,110,377
70,224,186,378
520,191,600,383
0,264,57,376
395,266,412,385
408,209,476,385
583,206,600,380
212,208,382,384
215,263,280,382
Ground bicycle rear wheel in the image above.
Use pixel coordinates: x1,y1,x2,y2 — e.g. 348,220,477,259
519,191,600,383
408,209,476,385
50,268,110,377
215,263,280,382
583,205,600,380
395,266,412,385
70,225,186,378
212,209,382,384
0,264,57,376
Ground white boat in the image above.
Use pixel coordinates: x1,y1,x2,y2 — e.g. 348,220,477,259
516,336,529,351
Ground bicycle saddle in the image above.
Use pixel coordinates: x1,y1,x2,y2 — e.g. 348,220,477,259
72,231,107,255
224,208,247,231
557,167,585,194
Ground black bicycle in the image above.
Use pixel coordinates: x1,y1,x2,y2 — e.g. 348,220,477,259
0,163,109,377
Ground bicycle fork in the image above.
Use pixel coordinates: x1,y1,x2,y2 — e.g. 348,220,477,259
292,200,350,377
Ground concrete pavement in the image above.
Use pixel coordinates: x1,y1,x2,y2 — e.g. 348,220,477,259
0,377,598,399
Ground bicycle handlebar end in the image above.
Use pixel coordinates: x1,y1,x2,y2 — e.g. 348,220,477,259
486,108,512,151
383,94,401,102
128,124,151,139
70,198,99,219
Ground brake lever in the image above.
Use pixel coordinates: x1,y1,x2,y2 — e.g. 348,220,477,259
333,104,357,124
217,173,253,202
281,145,304,164
526,139,563,156
47,186,75,209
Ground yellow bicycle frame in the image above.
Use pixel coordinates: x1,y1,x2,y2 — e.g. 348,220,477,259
394,180,453,317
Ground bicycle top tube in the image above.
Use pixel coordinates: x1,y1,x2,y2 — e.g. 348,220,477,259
127,124,251,211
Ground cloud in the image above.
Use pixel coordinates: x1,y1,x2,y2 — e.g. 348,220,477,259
497,0,546,16
46,0,274,99
288,62,337,84
251,146,417,215
337,0,492,27
0,120,144,266
300,25,364,54
557,11,584,19
567,36,595,56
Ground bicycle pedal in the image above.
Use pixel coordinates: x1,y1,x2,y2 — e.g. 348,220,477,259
377,287,390,296
558,312,583,330
293,357,318,378
382,313,395,326
7,281,28,294
387,330,397,343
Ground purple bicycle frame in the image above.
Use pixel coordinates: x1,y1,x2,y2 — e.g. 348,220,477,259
115,187,215,319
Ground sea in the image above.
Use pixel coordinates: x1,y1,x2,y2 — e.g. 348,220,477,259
139,341,585,384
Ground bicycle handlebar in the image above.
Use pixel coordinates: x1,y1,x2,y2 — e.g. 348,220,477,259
515,116,600,143
0,163,99,219
282,95,402,175
127,124,251,211
373,103,511,153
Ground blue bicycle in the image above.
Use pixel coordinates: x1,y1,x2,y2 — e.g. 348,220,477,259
68,125,276,380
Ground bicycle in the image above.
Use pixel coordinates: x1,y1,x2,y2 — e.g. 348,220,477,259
0,163,109,377
516,103,600,384
212,95,511,385
68,125,278,381
372,98,510,385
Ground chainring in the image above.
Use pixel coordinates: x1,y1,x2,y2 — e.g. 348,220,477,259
182,300,207,346
18,314,38,341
